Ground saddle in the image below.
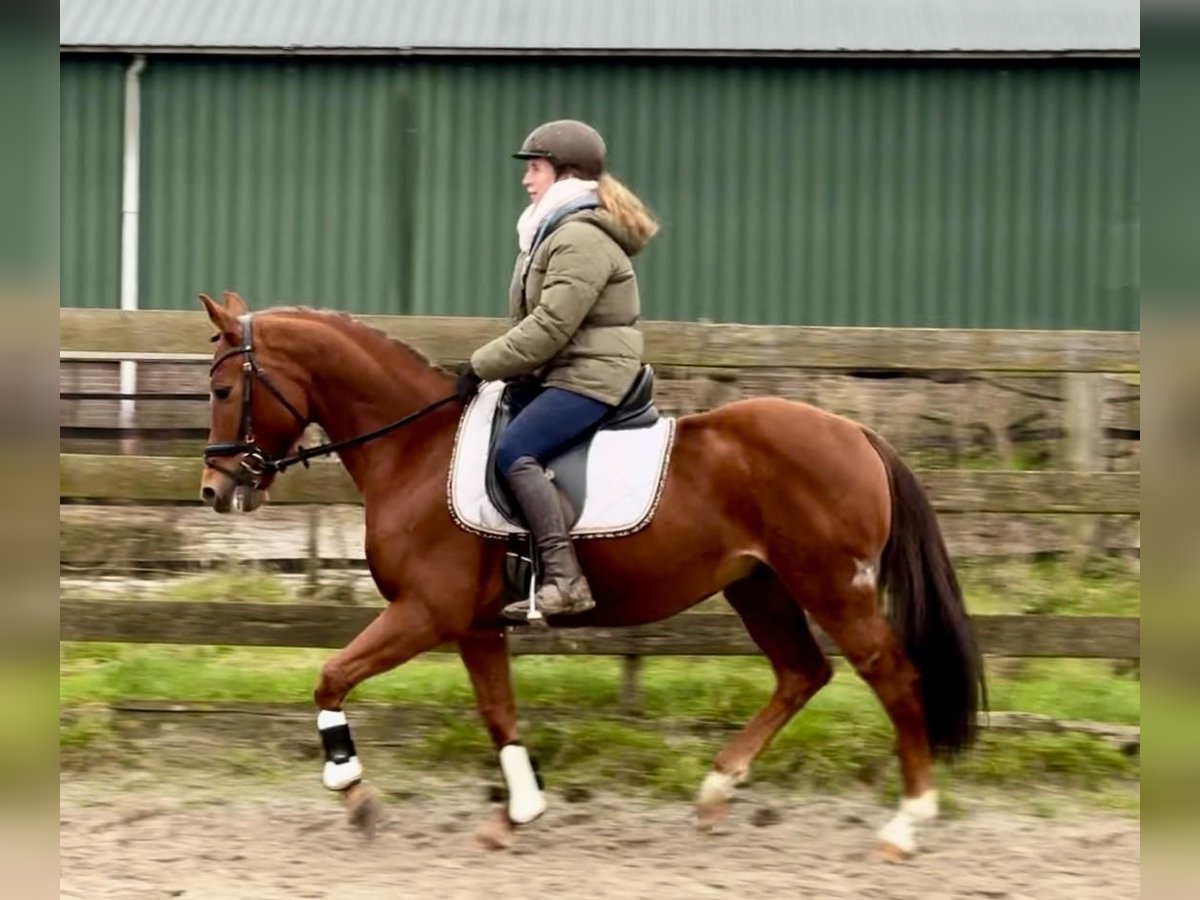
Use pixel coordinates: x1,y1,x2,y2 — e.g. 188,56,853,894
447,366,675,606
484,366,661,528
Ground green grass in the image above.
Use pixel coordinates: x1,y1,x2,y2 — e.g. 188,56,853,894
58,648,1138,724
957,556,1140,617
59,649,1140,799
59,560,1140,803
906,443,1052,472
163,568,295,604
58,707,118,769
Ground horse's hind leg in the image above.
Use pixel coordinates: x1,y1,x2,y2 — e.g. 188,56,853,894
696,566,832,830
458,627,546,849
790,567,937,857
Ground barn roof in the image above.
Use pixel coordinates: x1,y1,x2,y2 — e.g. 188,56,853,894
60,0,1140,58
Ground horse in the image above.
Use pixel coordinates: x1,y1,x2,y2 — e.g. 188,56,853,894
197,290,985,857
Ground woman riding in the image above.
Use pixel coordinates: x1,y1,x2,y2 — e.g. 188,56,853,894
456,119,659,620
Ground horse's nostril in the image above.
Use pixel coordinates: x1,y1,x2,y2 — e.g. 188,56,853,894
201,486,217,505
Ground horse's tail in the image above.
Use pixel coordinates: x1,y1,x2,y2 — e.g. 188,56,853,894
862,428,987,757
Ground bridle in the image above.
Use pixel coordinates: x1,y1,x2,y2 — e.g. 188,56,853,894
204,314,458,490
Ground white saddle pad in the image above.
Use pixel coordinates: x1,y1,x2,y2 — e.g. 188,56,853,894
448,381,676,539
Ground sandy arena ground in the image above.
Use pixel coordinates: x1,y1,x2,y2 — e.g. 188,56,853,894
60,764,1138,899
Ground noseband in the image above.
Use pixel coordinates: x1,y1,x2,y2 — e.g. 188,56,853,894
204,315,310,489
204,314,459,490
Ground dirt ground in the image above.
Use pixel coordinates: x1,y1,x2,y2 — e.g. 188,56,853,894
60,764,1138,900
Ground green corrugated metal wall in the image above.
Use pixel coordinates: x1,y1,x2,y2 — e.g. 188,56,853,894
139,59,405,313
60,56,1140,329
61,57,126,309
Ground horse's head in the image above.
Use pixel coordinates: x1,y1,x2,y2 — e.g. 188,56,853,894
198,291,310,514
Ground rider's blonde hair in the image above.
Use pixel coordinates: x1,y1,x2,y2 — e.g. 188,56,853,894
597,173,659,246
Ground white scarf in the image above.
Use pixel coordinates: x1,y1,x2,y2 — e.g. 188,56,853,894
516,177,599,253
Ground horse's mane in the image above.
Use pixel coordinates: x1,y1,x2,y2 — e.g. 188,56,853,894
264,306,452,375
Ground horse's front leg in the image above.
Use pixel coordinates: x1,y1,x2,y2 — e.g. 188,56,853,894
313,597,447,838
458,628,546,849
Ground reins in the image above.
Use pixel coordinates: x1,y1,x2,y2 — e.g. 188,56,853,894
204,313,458,485
267,393,459,476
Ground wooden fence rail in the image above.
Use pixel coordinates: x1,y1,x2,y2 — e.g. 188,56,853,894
60,309,1140,373
59,311,1141,479
58,503,1141,566
60,454,1140,513
60,600,1140,659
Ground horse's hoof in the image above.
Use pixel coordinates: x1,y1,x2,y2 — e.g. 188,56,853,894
342,781,383,841
695,799,729,832
876,839,914,863
474,809,516,851
695,770,735,832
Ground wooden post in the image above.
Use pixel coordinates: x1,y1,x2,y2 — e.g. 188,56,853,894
305,505,320,600
620,655,644,716
1064,372,1104,566
1065,372,1103,471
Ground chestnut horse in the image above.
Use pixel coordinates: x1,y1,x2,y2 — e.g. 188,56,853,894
198,292,984,856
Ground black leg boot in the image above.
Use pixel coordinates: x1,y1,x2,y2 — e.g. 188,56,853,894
501,455,595,620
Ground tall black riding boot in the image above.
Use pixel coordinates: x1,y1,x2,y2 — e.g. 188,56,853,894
501,455,595,620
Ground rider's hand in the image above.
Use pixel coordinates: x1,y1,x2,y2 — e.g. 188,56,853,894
455,364,483,403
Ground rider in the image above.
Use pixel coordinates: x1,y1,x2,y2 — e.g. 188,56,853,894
456,119,659,619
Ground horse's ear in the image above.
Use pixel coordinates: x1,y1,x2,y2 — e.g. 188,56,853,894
222,291,249,316
199,293,243,346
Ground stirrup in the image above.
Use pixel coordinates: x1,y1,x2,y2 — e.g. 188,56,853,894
502,579,594,623
501,598,543,624
509,557,547,625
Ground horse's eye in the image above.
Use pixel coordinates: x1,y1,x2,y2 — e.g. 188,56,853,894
213,386,233,401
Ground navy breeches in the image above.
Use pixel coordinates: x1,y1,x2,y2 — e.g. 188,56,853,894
495,387,612,473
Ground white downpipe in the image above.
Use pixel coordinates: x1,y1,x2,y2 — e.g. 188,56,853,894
119,55,146,440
